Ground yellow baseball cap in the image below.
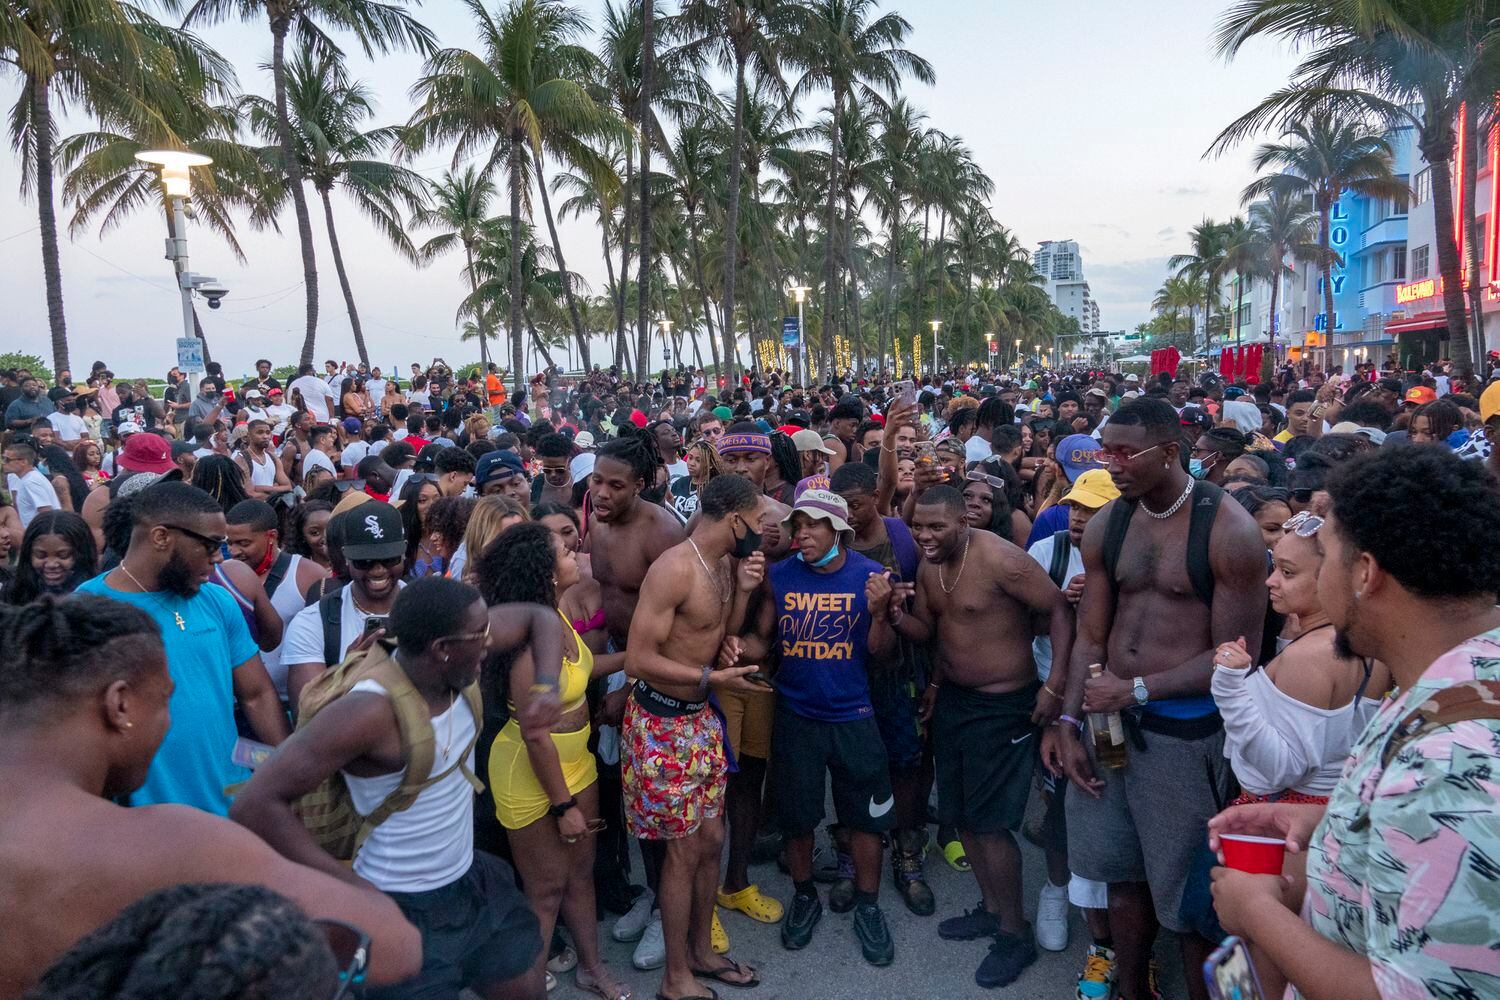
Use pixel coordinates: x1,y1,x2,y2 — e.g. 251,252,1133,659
1062,468,1121,509
1480,380,1500,424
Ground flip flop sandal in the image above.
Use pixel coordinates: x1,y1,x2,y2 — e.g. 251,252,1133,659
576,967,633,1000
690,960,761,990
941,838,971,873
655,990,719,1000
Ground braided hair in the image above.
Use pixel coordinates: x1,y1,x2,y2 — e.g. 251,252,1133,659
25,882,336,1000
769,432,801,488
595,427,662,486
190,456,251,511
0,594,161,711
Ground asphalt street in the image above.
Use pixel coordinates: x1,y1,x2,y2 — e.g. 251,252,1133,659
548,802,1194,1000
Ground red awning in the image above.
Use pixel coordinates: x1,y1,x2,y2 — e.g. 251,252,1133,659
1384,311,1448,334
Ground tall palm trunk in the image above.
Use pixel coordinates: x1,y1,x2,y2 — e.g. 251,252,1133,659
1268,254,1281,367
525,310,557,370
271,23,320,367
1462,103,1486,371
463,242,492,368
961,264,974,364
635,0,655,382
720,57,748,386
598,226,616,370
881,223,899,372
534,149,590,370
29,79,69,375
668,255,703,370
508,128,525,394
821,87,844,373
1428,147,1472,376
319,188,369,365
1317,193,1335,365
913,203,930,375
687,210,722,376
615,150,633,372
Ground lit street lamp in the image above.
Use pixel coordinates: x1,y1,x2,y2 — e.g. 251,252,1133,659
658,318,674,376
790,284,811,386
929,319,942,377
135,149,217,378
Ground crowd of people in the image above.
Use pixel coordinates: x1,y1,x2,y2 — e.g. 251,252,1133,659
3,349,1500,1000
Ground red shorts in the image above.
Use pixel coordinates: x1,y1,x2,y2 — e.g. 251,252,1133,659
1229,788,1329,807
621,687,727,840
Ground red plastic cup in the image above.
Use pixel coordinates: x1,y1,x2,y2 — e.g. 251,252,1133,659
1220,833,1286,875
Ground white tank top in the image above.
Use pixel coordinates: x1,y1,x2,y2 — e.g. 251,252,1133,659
343,677,477,892
242,448,276,486
260,553,307,699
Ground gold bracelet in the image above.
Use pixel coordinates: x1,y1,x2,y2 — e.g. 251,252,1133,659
1043,684,1063,698
530,682,557,695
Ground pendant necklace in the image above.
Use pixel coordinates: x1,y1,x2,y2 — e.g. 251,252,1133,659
119,565,186,631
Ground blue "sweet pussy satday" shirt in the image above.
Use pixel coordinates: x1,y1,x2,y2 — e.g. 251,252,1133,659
769,550,882,723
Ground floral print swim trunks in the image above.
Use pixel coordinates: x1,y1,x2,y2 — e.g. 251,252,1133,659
622,690,727,840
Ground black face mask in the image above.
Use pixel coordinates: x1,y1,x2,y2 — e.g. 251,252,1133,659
731,515,762,559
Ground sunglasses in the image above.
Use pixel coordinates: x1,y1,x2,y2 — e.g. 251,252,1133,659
1282,511,1324,537
161,523,228,555
1097,443,1163,464
964,469,1007,490
441,622,492,646
315,918,370,1000
350,556,405,571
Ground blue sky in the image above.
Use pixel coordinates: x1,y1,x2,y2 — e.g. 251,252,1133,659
0,0,1301,376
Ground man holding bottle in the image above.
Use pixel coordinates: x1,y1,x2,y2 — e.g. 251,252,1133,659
1046,398,1267,1000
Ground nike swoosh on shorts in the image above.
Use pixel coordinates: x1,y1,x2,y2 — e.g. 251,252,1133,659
869,795,894,818
1010,732,1033,745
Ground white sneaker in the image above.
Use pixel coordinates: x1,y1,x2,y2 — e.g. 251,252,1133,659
612,889,654,943
1036,881,1070,951
631,915,666,970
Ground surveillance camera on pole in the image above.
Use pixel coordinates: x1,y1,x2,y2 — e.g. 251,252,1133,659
191,276,229,310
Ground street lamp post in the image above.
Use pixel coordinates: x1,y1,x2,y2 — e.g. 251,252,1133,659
658,318,674,380
1013,338,1021,370
135,149,216,379
790,284,810,387
929,319,942,378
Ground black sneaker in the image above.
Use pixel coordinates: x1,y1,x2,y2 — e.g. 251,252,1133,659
975,929,1038,989
781,891,823,950
938,902,999,941
852,902,895,966
750,830,783,865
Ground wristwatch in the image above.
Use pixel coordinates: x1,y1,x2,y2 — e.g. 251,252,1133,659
547,797,578,818
1132,677,1150,707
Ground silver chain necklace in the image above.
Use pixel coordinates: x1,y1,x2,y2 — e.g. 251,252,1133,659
1141,477,1195,520
688,538,729,602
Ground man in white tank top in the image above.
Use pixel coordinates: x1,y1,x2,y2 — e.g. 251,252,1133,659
234,419,290,498
225,499,328,704
230,577,570,1000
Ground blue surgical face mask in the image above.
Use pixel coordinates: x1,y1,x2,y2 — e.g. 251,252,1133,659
799,542,840,568
1189,455,1216,480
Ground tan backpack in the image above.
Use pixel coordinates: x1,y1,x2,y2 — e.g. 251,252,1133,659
292,641,484,861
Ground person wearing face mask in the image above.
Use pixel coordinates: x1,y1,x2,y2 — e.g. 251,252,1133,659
739,489,898,966
1188,427,1247,485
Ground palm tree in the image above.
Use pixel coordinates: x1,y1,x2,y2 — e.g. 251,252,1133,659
1220,215,1261,348
58,70,272,366
1244,189,1320,362
406,0,612,393
243,47,428,365
412,167,500,366
1238,117,1406,359
1213,0,1480,374
4,0,232,374
865,97,924,369
792,0,933,369
1170,219,1231,354
675,0,795,384
184,0,435,367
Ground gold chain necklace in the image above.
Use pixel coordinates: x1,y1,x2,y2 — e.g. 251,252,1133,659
938,532,971,595
688,538,729,603
119,565,187,631
441,690,457,757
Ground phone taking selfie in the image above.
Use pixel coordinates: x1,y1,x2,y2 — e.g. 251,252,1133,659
1203,936,1266,1000
913,440,937,466
894,380,916,408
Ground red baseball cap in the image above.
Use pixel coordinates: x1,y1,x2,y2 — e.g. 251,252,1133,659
1404,386,1437,406
118,432,174,474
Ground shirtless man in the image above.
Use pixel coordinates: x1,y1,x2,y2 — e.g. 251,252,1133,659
586,432,685,964
890,485,1073,989
1045,398,1267,1000
624,474,766,1000
0,594,420,998
696,426,791,928
235,418,291,498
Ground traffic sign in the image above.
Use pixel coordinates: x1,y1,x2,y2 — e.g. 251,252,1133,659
176,337,204,372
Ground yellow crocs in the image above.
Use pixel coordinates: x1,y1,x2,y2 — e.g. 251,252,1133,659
941,837,971,873
711,907,730,954
716,884,785,924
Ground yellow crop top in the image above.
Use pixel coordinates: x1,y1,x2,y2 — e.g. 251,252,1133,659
508,611,592,714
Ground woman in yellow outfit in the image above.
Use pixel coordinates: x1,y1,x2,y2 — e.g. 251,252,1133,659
474,522,631,1000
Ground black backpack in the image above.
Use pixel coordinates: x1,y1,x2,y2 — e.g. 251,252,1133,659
1101,480,1223,607
263,550,295,599
1047,530,1073,589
